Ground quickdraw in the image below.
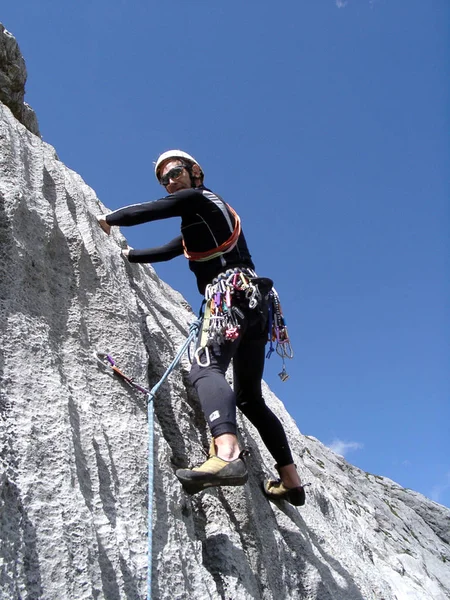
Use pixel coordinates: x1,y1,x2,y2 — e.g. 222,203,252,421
266,288,294,381
94,352,150,394
194,300,212,367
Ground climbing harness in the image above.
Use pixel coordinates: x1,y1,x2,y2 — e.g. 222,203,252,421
94,318,201,600
194,268,293,380
194,267,260,366
266,288,294,381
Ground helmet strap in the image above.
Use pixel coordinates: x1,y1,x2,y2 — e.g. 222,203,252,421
187,166,197,187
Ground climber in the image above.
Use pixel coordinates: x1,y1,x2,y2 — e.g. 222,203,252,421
96,150,305,506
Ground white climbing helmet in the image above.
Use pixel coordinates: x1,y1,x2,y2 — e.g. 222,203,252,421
154,150,203,181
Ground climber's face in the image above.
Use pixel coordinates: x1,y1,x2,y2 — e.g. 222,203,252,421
159,160,192,193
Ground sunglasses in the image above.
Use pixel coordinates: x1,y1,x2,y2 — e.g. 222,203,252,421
159,165,186,186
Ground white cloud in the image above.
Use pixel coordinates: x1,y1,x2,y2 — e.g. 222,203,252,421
329,439,363,457
430,472,450,504
336,0,379,8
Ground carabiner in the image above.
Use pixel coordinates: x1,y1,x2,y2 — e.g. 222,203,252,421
94,351,115,371
245,284,260,309
195,346,211,368
276,341,294,359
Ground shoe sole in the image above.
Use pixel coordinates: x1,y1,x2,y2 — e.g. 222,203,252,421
176,470,248,495
262,482,306,507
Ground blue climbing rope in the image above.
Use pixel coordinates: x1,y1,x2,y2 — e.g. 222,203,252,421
95,318,201,600
145,318,200,599
146,394,154,600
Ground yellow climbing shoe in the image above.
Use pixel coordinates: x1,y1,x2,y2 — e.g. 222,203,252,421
176,440,248,495
263,479,306,507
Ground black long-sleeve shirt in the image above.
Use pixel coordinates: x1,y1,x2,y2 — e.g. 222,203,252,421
105,186,255,294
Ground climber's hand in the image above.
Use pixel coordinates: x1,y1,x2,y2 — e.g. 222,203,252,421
96,214,111,235
121,245,133,259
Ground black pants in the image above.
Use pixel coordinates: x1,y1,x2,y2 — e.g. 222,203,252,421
189,295,294,468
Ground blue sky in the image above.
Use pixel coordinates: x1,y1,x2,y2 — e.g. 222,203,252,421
3,1,449,507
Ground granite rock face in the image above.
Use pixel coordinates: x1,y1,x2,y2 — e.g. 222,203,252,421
0,24,40,137
1,43,450,600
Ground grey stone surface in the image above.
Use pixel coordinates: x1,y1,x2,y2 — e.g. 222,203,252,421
0,89,449,600
0,24,40,137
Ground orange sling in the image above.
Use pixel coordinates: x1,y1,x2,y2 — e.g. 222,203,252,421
182,204,241,262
